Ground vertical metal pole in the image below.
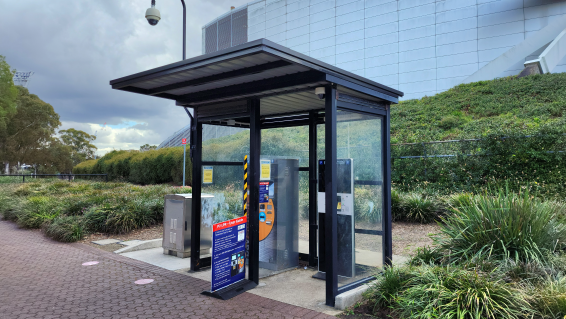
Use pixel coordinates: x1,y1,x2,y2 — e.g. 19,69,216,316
190,113,203,271
181,0,186,60
324,86,338,307
248,99,261,285
383,107,393,266
308,111,318,268
23,175,25,183
183,144,186,187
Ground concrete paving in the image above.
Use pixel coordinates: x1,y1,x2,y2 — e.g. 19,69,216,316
91,238,121,245
116,238,408,315
120,247,192,271
0,220,335,319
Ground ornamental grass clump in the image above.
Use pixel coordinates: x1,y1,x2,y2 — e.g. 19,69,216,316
17,196,64,229
395,266,533,319
43,215,85,242
437,189,566,264
402,193,439,223
0,180,191,242
365,265,533,319
528,275,566,318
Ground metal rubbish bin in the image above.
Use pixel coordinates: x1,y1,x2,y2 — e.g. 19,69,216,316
163,193,214,258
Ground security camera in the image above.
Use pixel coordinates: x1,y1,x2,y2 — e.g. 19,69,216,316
315,87,325,100
146,0,161,26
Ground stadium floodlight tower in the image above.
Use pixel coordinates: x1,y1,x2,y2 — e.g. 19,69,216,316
145,0,186,60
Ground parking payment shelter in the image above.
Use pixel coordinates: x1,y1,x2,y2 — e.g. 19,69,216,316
110,39,403,306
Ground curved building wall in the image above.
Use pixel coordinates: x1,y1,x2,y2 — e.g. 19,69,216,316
204,0,566,100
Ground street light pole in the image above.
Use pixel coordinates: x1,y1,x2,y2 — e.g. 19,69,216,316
147,0,186,60
181,0,186,60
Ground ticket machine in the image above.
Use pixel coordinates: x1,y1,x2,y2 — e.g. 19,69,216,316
258,158,300,271
317,159,355,278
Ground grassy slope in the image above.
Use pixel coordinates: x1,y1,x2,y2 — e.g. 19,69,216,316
391,73,566,143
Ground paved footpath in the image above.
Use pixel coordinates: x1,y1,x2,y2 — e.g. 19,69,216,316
0,221,335,319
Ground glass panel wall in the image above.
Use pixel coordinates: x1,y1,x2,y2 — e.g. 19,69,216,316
258,126,309,277
335,110,384,287
200,124,249,259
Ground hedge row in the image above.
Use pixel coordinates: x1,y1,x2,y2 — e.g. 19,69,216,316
392,121,566,195
73,148,192,185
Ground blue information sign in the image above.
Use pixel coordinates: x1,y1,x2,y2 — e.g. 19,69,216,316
211,216,247,292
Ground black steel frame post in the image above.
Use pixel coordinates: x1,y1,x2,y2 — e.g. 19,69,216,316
308,111,318,268
248,99,261,285
383,107,393,266
324,86,338,307
190,112,203,271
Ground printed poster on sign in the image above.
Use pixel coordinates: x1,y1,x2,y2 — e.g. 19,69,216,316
203,166,213,184
211,216,247,292
260,159,270,180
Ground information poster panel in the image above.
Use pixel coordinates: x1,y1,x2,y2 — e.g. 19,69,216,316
203,166,213,184
211,216,247,292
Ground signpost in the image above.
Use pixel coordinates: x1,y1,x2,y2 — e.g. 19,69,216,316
210,216,247,292
182,138,187,187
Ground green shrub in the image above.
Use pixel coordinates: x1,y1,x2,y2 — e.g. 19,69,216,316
83,205,113,233
436,190,566,264
445,192,474,208
408,246,444,266
105,201,158,234
529,275,566,318
73,159,97,174
0,191,23,222
401,193,439,223
365,265,533,319
395,266,532,319
364,266,417,309
17,196,64,228
73,148,192,186
43,215,85,242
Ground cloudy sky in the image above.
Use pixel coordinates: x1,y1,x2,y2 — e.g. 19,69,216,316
0,0,249,155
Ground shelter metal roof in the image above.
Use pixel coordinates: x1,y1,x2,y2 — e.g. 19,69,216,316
110,39,403,118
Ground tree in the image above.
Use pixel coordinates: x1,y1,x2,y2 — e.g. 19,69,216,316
0,56,17,137
36,138,74,174
0,55,18,171
140,144,157,152
59,128,97,166
0,86,61,165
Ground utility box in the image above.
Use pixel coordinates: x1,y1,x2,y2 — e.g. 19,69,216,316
163,193,214,258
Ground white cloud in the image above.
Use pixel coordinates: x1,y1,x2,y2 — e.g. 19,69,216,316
1,0,250,156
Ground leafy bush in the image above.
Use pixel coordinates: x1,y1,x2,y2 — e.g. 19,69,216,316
0,190,23,222
43,215,85,242
0,180,190,242
365,265,532,319
83,205,113,233
73,148,192,186
529,275,566,318
408,246,444,266
436,190,566,264
401,193,439,223
396,266,532,319
390,191,442,223
17,196,64,229
364,266,417,309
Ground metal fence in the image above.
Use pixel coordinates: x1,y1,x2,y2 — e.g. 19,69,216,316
0,174,108,183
